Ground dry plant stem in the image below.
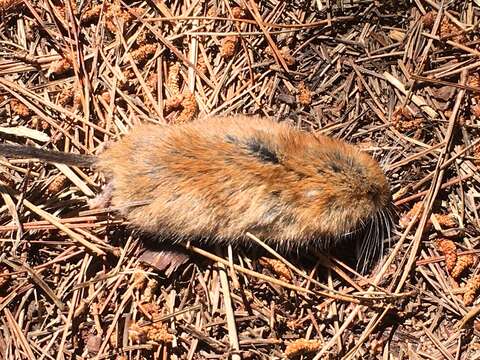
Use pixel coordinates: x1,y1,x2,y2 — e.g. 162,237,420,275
406,6,442,111
410,73,480,93
56,253,88,360
383,72,438,118
0,183,105,255
390,137,480,186
54,163,95,197
423,0,466,29
4,308,36,360
3,258,65,311
422,325,455,360
126,53,163,117
386,142,444,171
217,247,241,360
245,0,290,72
396,71,467,293
457,303,480,329
314,252,365,293
394,173,474,206
22,197,105,256
0,77,113,144
95,283,135,358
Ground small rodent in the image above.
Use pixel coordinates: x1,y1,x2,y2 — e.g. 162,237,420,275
0,115,392,254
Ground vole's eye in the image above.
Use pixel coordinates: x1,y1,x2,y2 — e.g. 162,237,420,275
330,163,342,173
367,188,379,200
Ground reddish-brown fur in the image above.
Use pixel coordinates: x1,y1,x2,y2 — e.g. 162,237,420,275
96,115,391,249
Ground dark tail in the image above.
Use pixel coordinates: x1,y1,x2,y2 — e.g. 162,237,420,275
0,144,96,167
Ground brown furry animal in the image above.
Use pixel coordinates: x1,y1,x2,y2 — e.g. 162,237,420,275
0,115,392,253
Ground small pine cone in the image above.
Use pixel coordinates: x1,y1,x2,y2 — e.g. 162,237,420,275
165,96,183,113
47,57,73,77
399,119,424,132
146,73,158,91
131,44,157,63
439,18,465,43
105,19,117,33
47,175,68,194
434,213,457,228
231,6,245,19
464,275,480,306
297,81,312,106
284,339,323,359
206,6,217,18
141,302,161,317
174,91,197,124
259,257,293,282
132,268,148,290
104,4,141,32
473,143,480,166
142,278,158,303
86,334,102,355
220,36,238,59
136,29,150,46
100,91,111,104
129,321,173,344
266,46,295,65
399,201,423,228
81,4,102,24
58,87,75,107
451,254,475,279
392,106,423,132
128,322,146,343
197,54,207,75
436,239,457,272
53,5,66,20
120,6,144,23
281,47,295,66
167,63,181,96
467,73,480,89
146,322,174,343
422,11,436,28
472,104,480,118
10,99,31,117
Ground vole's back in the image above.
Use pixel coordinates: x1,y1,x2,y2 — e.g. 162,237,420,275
98,115,391,249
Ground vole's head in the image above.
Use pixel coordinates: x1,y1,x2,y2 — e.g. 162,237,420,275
278,133,392,248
